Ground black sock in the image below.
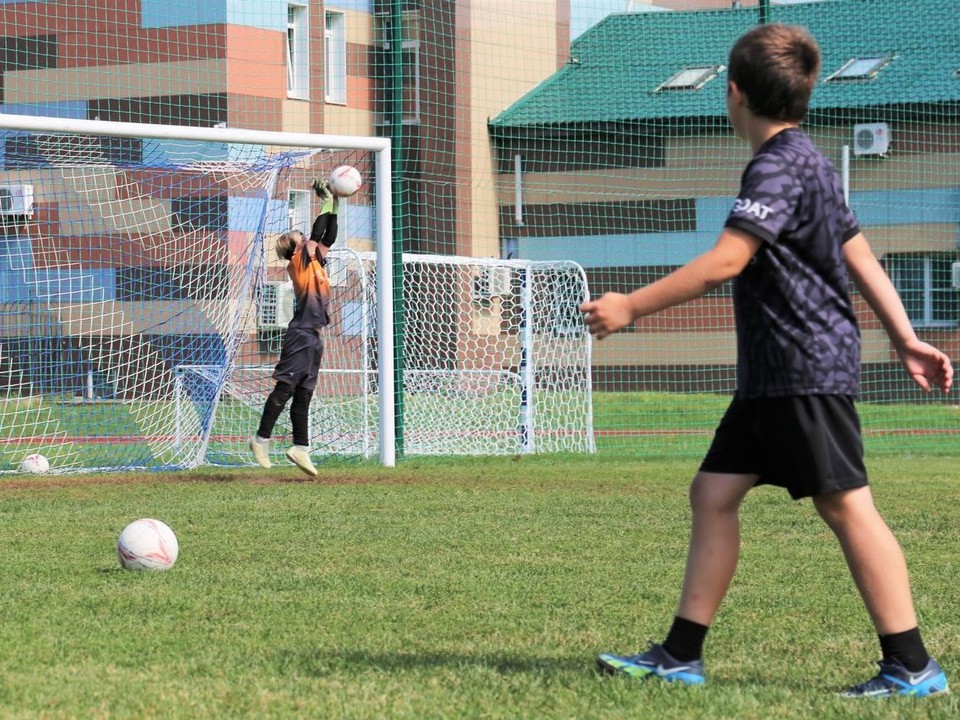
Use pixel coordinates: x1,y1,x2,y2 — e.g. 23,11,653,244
879,627,930,672
257,383,294,440
662,616,709,662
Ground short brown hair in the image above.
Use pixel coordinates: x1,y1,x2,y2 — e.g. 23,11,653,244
728,24,820,122
275,230,303,261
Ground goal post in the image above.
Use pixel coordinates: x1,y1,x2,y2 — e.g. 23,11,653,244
0,113,398,469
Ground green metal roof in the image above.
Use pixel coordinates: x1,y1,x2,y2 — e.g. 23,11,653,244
489,0,960,129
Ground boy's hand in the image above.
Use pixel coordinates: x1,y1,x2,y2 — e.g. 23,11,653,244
899,339,953,393
581,293,634,340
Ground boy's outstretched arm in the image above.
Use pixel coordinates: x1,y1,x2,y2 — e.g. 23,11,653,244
843,233,953,393
581,228,760,339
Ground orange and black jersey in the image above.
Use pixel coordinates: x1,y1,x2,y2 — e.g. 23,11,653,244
286,240,331,330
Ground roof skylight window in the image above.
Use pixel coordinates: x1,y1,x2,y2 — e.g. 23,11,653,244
826,55,893,82
655,65,725,92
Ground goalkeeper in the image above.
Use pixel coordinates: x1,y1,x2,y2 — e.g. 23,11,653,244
250,179,339,476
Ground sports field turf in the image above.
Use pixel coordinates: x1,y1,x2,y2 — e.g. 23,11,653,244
2,453,957,719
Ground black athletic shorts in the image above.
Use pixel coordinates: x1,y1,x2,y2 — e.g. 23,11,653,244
699,394,868,500
272,328,324,393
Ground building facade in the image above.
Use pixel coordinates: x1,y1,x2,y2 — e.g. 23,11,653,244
491,0,960,399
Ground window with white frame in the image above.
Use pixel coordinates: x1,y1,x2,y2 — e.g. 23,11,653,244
325,10,347,104
886,253,958,327
825,55,893,82
287,3,309,99
288,190,312,237
401,45,421,124
655,65,725,92
376,13,421,125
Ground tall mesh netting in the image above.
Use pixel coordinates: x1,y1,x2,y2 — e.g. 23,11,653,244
0,0,956,466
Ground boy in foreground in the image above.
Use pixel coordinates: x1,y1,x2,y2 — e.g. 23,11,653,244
582,24,952,697
250,179,339,477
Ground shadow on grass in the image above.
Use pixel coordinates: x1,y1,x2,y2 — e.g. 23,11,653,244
272,650,835,693
273,648,593,677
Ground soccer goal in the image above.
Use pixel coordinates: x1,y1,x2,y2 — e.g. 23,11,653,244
199,250,595,463
0,114,592,473
0,114,396,472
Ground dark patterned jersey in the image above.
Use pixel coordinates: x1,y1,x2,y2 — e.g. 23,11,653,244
724,128,861,398
286,241,331,330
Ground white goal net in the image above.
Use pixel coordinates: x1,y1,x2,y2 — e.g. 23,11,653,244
201,251,595,462
0,116,388,472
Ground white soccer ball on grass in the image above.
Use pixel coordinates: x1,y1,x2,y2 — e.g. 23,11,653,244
117,518,179,571
19,453,50,473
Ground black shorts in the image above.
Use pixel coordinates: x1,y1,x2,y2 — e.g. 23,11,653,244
272,328,324,393
699,395,868,500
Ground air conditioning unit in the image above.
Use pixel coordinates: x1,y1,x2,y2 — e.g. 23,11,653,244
0,184,34,216
853,122,890,156
258,281,295,329
472,265,513,303
951,261,960,289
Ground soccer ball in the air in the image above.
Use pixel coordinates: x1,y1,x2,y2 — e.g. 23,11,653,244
117,518,179,571
19,453,49,473
328,164,363,197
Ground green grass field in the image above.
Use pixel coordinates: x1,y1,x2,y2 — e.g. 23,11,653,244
2,454,958,719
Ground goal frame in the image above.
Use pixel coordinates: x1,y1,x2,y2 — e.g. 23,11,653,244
0,113,399,466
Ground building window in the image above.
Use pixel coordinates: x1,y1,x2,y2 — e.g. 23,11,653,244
655,65,725,92
400,46,421,124
288,190,312,236
374,9,421,125
325,11,347,104
826,55,893,82
287,3,309,99
886,253,958,327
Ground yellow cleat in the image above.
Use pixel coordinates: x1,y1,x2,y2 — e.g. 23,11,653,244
285,445,318,477
249,436,272,469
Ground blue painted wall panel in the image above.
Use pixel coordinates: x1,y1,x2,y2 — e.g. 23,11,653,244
226,0,287,32
0,269,116,304
141,1,226,29
143,2,372,33
695,197,734,231
0,236,35,272
703,189,960,231
520,187,960,269
518,231,716,268
0,271,32,302
0,102,88,119
851,187,960,227
341,202,373,241
230,195,271,233
30,269,116,303
142,139,232,166
326,1,375,12
263,198,290,235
